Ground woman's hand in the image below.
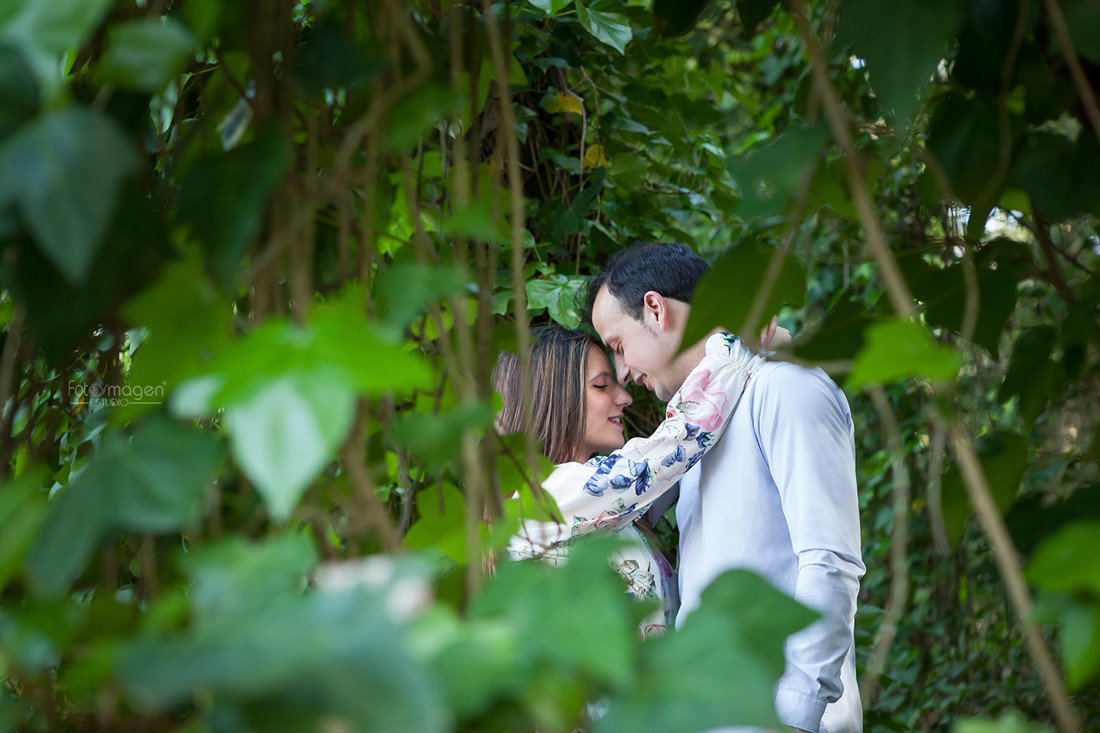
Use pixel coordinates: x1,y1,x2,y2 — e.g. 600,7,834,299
759,315,792,349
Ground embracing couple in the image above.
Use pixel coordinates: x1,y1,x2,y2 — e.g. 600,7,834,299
496,242,864,733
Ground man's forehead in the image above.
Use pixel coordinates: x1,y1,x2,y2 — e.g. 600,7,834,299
591,287,625,339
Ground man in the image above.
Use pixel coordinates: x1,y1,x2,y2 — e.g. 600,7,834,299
584,242,864,733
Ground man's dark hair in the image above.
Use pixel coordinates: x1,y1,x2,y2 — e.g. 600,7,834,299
582,241,709,323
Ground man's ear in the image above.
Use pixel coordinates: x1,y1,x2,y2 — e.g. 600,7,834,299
642,291,668,329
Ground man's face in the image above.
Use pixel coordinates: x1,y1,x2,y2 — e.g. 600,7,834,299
590,284,684,401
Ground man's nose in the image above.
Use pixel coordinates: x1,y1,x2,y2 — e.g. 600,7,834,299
614,357,631,385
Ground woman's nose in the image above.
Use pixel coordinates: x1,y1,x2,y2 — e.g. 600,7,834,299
615,384,633,407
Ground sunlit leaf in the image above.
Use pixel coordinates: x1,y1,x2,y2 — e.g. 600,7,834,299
224,371,356,523
583,144,609,169
848,318,961,389
576,2,632,54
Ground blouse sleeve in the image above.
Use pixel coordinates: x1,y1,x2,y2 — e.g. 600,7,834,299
512,332,766,551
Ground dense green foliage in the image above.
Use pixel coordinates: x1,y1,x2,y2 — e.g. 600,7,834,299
0,0,1099,730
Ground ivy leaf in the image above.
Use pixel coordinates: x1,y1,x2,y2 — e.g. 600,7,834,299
576,2,632,54
1027,521,1100,597
836,0,962,131
527,274,586,328
0,107,137,285
847,318,961,389
98,17,197,92
682,239,807,348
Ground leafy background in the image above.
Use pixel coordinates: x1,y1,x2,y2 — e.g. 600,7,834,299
0,0,1099,731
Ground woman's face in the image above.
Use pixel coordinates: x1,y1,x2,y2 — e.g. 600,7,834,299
577,344,633,461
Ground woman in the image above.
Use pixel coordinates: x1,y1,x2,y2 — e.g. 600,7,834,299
493,324,775,636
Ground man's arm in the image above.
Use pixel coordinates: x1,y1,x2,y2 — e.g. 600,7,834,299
754,364,865,732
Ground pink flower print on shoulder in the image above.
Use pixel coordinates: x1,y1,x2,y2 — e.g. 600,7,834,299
671,368,729,432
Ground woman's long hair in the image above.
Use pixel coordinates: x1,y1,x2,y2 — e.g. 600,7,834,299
492,324,599,464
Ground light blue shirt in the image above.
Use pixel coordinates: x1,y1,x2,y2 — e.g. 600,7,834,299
676,360,865,733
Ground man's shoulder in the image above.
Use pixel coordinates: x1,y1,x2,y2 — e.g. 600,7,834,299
748,360,848,410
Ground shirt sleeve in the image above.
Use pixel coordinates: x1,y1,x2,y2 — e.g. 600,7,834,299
513,333,766,551
753,364,865,732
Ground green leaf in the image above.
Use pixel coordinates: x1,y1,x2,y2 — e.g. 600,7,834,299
997,327,1060,430
941,432,1029,544
0,107,138,285
0,0,113,98
1033,594,1100,691
530,0,574,14
118,550,447,733
653,0,712,37
836,0,962,130
1058,0,1100,63
374,261,471,341
1026,521,1100,597
170,287,431,521
0,467,49,591
1009,132,1100,221
176,124,290,289
120,250,234,422
927,94,1019,207
735,0,780,37
0,42,39,142
461,537,639,714
383,84,464,152
526,274,586,328
402,483,470,565
847,318,961,389
390,400,496,474
791,292,878,362
25,416,224,597
954,711,1054,733
576,2,633,54
289,16,386,96
98,18,197,92
727,125,828,222
682,239,807,348
224,371,357,523
179,534,318,630
899,244,1024,358
600,569,817,732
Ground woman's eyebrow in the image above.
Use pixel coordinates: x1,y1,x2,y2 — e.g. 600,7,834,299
590,370,615,381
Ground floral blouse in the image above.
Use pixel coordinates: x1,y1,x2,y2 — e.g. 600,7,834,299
508,332,766,636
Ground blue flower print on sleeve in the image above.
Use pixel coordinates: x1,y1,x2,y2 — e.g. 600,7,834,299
661,444,686,468
584,453,622,496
